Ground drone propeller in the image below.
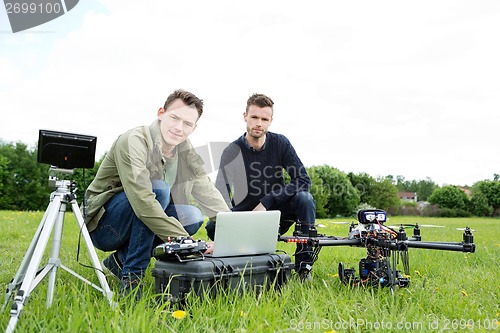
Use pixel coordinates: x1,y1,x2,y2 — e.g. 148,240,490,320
330,221,352,225
387,223,444,229
456,227,476,232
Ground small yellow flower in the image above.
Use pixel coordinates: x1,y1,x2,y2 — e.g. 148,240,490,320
240,311,247,317
414,270,421,276
461,290,468,297
171,310,187,319
325,330,337,333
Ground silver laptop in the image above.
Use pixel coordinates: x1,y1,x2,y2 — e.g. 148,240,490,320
210,210,281,257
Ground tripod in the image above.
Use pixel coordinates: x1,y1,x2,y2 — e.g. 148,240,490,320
3,172,113,333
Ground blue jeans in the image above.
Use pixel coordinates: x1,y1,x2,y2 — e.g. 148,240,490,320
205,191,316,272
90,180,203,278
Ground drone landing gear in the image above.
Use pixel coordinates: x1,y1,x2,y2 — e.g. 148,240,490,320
338,258,410,288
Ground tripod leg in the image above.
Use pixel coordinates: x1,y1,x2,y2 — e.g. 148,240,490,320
71,201,113,304
6,196,63,333
46,203,67,307
3,206,50,310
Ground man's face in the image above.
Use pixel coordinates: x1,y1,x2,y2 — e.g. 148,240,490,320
244,105,273,139
157,99,198,148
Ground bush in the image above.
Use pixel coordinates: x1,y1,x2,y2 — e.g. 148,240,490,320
429,185,469,210
421,203,474,218
493,208,500,217
422,204,440,217
470,195,493,216
438,208,457,217
397,202,420,216
454,208,473,217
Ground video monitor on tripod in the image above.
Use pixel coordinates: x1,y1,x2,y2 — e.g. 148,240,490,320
37,130,97,169
4,131,113,333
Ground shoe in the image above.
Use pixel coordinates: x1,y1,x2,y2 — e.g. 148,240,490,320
102,252,122,280
119,276,142,300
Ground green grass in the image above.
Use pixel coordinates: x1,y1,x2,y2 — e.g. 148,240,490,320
1,211,499,332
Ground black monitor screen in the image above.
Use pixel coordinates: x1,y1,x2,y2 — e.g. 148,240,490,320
37,130,97,169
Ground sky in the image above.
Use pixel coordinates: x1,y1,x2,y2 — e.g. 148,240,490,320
1,0,499,187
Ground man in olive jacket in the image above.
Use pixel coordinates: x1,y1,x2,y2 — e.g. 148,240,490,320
85,90,229,296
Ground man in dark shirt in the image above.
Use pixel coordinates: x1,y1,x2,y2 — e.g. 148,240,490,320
207,93,316,281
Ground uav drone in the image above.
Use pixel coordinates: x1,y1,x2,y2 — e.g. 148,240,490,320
278,209,475,290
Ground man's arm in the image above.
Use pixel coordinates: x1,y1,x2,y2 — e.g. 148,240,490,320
172,140,230,218
260,136,311,209
114,133,189,241
215,143,248,208
190,174,231,218
215,154,234,208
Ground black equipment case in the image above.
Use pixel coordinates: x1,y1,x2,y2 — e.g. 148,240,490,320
152,253,294,303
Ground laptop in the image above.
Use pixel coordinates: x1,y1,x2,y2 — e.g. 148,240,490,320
209,210,281,257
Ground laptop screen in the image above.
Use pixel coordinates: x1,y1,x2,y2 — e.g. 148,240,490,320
211,211,281,257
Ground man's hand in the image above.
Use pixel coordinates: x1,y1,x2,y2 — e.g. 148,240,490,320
253,202,267,211
204,241,214,254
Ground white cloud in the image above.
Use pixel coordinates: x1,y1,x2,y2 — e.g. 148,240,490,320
1,0,499,186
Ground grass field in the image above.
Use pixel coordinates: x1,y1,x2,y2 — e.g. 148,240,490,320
0,211,499,332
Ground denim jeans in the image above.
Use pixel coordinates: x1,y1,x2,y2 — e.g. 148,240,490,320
90,180,203,278
205,191,316,272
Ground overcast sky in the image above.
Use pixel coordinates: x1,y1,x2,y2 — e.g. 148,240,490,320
1,0,499,187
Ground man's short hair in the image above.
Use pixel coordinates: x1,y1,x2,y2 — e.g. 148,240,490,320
246,93,274,112
164,89,204,118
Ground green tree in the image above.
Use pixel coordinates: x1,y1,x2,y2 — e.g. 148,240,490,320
369,177,400,211
310,165,359,217
307,167,330,219
393,175,438,202
414,177,439,202
473,180,500,209
428,185,469,210
469,191,493,216
0,142,50,210
0,154,8,194
394,175,407,190
349,173,399,212
471,180,500,212
348,172,374,204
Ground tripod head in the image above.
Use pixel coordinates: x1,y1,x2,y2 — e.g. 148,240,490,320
48,167,77,190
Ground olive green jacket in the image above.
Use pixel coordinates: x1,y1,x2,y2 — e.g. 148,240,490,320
84,120,229,241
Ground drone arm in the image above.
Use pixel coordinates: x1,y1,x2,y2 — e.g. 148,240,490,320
403,226,475,252
405,241,475,253
316,238,362,247
278,236,361,247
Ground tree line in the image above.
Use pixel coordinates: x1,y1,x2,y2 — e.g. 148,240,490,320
1,141,499,218
307,166,500,218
